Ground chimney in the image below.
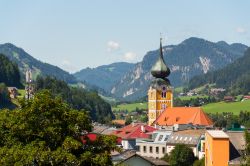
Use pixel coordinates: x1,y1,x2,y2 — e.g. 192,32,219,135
141,125,145,132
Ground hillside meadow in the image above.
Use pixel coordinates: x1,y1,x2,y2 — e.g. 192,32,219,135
112,99,250,115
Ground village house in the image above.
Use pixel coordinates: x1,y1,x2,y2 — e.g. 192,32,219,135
210,88,226,95
165,129,205,159
111,123,157,150
7,87,18,99
136,130,172,159
224,96,235,102
113,150,169,166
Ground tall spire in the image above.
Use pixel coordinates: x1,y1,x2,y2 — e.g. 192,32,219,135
160,37,164,60
151,37,170,79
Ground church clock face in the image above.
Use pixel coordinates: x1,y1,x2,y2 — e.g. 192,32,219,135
149,112,156,119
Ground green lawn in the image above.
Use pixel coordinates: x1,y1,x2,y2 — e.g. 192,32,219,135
112,102,148,112
202,99,250,115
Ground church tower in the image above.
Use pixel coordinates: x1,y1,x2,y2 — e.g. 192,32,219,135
148,38,173,126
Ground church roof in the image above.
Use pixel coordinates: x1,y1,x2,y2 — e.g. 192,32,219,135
153,107,213,126
151,38,170,79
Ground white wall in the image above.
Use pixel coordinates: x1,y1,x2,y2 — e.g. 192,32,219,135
136,143,166,159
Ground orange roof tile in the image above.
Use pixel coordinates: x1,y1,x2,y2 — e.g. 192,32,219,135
154,107,213,126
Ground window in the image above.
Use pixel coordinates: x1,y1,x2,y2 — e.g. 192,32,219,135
150,146,153,153
164,136,169,141
156,147,159,154
158,135,163,141
143,146,146,153
136,145,140,152
161,92,166,98
162,147,165,154
161,86,167,98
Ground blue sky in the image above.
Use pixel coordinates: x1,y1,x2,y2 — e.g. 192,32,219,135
0,0,249,73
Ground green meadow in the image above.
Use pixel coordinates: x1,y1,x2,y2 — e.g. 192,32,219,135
112,99,250,115
202,99,250,115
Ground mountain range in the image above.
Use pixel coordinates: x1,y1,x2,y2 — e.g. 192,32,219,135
74,62,135,92
109,37,248,101
0,43,77,84
1,37,248,102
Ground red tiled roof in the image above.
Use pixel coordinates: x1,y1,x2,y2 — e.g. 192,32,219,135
154,107,213,126
81,133,122,144
111,123,157,139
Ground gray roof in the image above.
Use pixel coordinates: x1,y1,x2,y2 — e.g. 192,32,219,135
227,131,246,151
115,152,169,166
166,133,201,146
92,124,117,135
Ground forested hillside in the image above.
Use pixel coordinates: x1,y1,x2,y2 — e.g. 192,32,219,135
35,76,115,123
0,54,22,88
188,48,250,95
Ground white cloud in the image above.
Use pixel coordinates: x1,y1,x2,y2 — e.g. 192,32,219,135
123,52,137,61
236,27,247,34
107,41,120,52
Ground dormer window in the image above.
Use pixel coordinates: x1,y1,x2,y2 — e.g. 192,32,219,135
176,117,180,122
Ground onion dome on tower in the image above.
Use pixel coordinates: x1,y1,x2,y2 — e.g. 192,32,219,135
150,38,171,90
151,38,170,78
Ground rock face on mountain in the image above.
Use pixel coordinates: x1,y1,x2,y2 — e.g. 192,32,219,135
188,48,250,95
0,43,77,84
111,37,248,101
74,62,135,92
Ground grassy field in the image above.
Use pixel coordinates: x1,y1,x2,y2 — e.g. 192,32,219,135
112,102,147,112
202,99,250,115
112,99,250,115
